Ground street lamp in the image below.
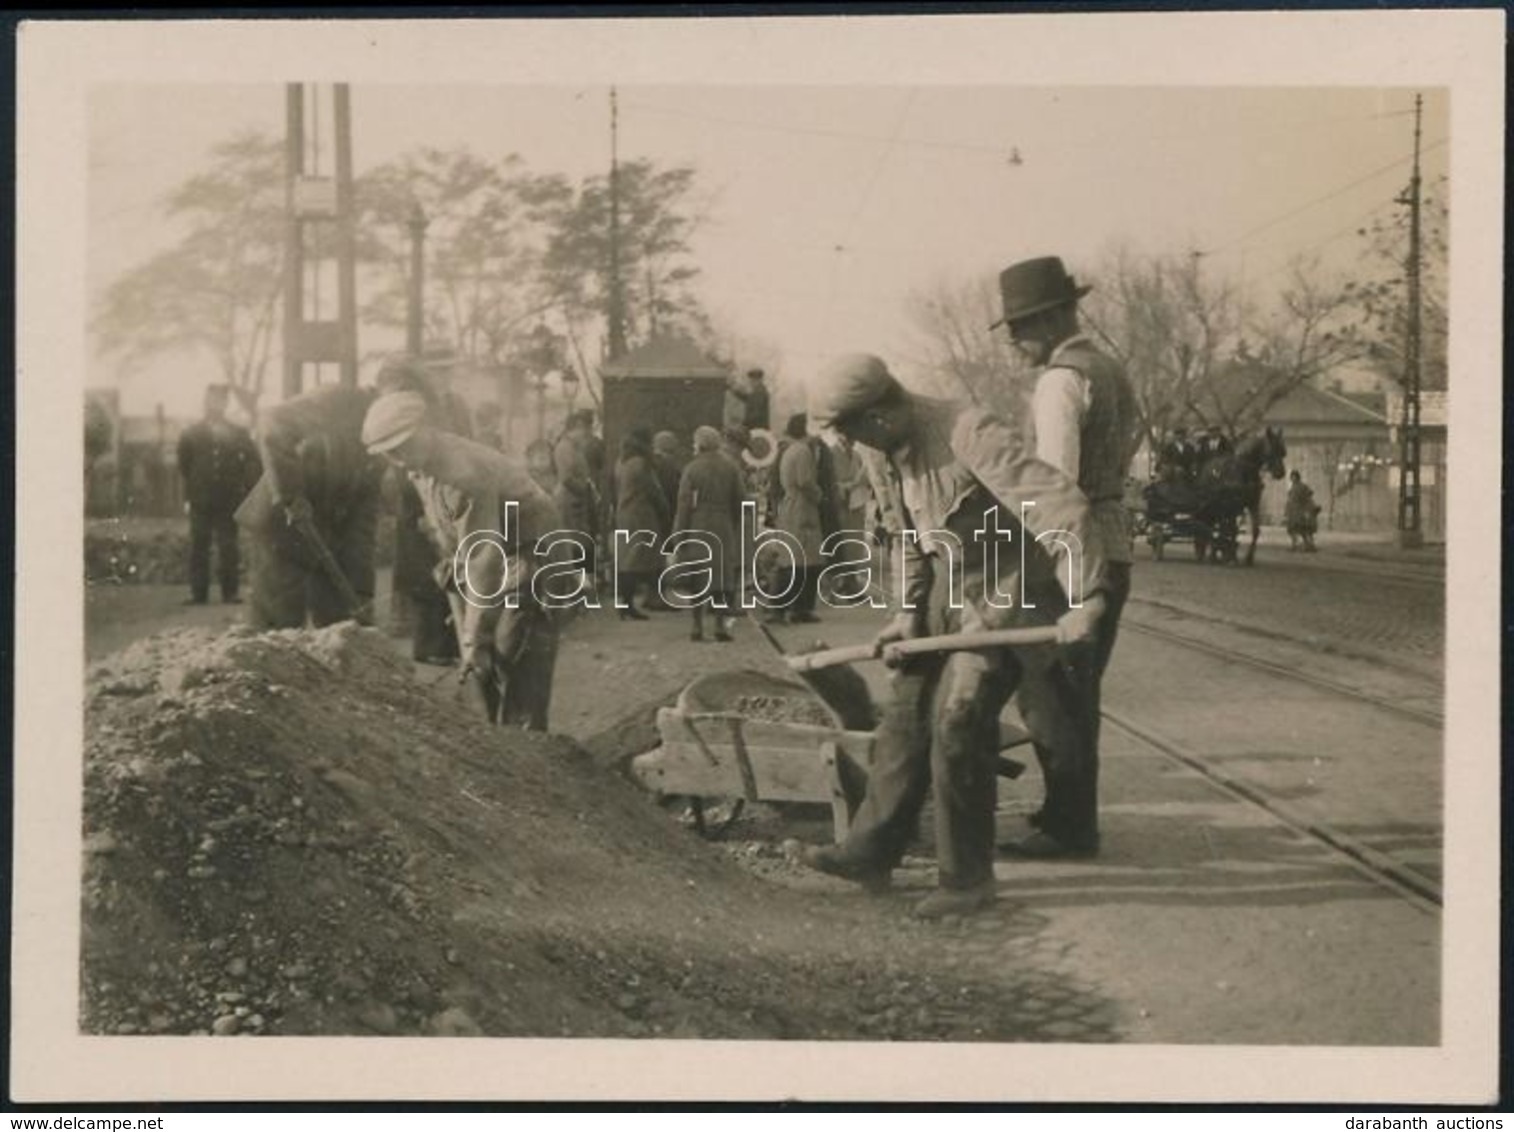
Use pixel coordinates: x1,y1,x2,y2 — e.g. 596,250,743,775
405,202,428,357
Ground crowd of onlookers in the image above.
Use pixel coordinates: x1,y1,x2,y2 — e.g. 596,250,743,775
505,394,882,643
172,360,885,654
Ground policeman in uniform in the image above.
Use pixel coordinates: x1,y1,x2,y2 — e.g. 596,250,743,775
177,383,260,605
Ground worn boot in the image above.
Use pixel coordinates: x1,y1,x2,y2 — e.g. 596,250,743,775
912,880,997,920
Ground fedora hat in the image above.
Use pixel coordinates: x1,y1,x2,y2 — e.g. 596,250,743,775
990,256,1092,329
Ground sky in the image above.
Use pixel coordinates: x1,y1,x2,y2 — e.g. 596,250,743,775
87,81,1449,418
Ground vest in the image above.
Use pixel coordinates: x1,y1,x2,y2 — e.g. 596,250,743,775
1047,338,1137,564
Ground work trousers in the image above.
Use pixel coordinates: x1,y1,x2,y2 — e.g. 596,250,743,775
1017,560,1132,847
244,501,379,630
188,505,240,602
841,639,1022,890
395,486,459,662
773,565,820,615
461,604,559,732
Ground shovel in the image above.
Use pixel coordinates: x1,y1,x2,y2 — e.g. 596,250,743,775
290,512,373,623
785,625,1059,671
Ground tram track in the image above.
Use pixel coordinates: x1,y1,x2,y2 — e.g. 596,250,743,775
1119,615,1444,727
1103,708,1443,913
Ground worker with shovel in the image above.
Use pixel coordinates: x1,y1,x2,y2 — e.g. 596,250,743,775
800,353,1109,919
236,383,383,630
362,392,568,732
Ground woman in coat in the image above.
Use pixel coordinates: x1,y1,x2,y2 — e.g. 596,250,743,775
673,425,746,642
1284,469,1320,552
612,430,670,619
771,412,825,624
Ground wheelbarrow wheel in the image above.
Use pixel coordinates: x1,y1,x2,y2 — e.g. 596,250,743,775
685,796,746,841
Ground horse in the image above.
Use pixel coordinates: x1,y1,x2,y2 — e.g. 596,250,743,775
1192,426,1288,565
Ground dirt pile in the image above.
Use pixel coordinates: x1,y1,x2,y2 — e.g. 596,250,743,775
83,623,1117,1041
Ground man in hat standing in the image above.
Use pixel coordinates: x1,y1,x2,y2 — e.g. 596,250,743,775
177,383,260,605
236,383,383,630
992,255,1137,859
362,392,566,731
801,353,1109,919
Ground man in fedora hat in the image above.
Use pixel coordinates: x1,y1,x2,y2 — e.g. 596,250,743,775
800,352,1110,919
993,255,1137,859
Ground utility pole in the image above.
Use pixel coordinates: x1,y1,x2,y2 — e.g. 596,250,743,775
1396,92,1424,550
606,86,628,360
282,83,359,398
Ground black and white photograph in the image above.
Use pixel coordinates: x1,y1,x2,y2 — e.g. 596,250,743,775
11,11,1504,1105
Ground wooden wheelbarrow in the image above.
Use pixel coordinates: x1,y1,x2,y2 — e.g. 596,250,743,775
628,626,1056,840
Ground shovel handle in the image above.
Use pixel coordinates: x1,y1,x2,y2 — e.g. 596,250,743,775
786,626,1059,671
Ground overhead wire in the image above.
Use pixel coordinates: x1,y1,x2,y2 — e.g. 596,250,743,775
1202,137,1447,257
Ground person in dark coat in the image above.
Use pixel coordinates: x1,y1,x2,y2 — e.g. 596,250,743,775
769,412,825,625
375,353,473,664
1284,469,1321,552
651,430,686,511
235,384,383,630
177,383,260,604
727,367,771,432
672,425,745,642
612,431,670,620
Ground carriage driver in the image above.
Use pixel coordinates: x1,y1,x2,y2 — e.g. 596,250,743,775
991,256,1137,858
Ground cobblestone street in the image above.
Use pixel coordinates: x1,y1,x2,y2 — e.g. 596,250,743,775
1124,533,1445,676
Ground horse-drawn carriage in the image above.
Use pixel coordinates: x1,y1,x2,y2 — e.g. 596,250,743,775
1136,426,1288,566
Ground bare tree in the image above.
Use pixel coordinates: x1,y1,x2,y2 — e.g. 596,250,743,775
1079,245,1245,460
1081,246,1362,450
93,130,284,413
1347,174,1448,392
902,272,1034,415
538,158,712,403
355,148,565,372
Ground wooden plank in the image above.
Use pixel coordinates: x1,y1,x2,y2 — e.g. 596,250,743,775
630,733,876,803
820,741,850,840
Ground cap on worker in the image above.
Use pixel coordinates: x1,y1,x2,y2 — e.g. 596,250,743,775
990,256,1092,329
693,425,722,453
808,353,901,429
653,430,680,456
362,391,429,453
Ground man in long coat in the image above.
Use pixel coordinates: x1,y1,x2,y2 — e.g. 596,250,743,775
611,431,670,620
770,412,825,624
236,384,382,630
671,425,745,642
177,383,260,605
